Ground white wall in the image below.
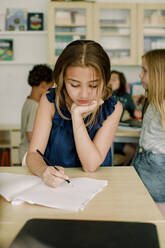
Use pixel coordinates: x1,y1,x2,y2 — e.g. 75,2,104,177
0,0,50,125
0,0,164,124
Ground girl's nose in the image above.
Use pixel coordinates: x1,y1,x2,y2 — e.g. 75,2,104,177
80,87,89,98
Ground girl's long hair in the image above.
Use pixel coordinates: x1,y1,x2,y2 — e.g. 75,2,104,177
143,49,165,129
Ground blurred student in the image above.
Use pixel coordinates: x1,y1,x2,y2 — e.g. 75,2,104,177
109,70,142,166
26,40,122,188
19,64,54,163
109,70,142,120
132,49,165,202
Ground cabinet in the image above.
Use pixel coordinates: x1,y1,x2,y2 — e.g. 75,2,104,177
138,4,165,64
94,3,137,65
0,125,21,166
48,1,94,65
48,2,137,65
48,2,165,66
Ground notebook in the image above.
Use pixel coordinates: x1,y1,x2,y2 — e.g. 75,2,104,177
10,219,160,248
0,172,107,211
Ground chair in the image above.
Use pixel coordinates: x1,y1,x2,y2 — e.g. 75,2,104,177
113,154,126,166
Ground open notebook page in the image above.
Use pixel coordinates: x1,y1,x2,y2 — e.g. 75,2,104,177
0,173,41,201
0,173,108,212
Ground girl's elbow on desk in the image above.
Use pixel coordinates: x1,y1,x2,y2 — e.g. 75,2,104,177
81,157,104,173
80,140,110,172
82,165,100,173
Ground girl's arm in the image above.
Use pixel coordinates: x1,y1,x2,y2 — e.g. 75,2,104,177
26,93,69,187
71,100,123,172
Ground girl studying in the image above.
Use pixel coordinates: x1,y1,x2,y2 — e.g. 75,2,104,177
26,40,122,188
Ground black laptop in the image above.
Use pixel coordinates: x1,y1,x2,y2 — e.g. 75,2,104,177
10,219,160,248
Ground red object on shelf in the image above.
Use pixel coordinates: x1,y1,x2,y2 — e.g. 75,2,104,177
0,150,10,166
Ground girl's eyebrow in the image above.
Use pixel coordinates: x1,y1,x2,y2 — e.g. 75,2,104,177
67,78,100,83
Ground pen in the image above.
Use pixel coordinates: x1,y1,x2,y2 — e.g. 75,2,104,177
36,149,71,184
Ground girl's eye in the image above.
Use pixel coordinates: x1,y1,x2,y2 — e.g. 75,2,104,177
71,84,79,88
89,85,98,88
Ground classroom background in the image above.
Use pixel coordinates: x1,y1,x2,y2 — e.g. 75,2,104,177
0,0,165,166
1,0,165,124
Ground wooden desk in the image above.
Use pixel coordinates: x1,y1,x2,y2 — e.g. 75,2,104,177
0,166,164,247
115,126,141,143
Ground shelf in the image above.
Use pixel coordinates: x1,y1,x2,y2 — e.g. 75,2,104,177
0,31,48,35
55,32,86,35
0,143,10,147
100,32,130,36
55,24,86,27
144,33,165,37
100,24,130,27
0,61,48,65
144,25,165,28
0,125,21,166
0,124,20,130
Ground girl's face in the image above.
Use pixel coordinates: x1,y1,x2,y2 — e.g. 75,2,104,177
139,57,149,90
109,73,120,91
64,66,102,106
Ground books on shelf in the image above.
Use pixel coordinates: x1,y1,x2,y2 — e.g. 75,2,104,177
55,11,71,25
0,39,13,61
6,8,28,31
27,13,44,31
1,9,44,32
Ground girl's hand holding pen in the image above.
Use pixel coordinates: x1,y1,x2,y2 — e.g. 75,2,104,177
42,166,69,188
36,149,70,188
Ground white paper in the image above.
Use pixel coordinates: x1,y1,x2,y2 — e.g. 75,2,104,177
0,173,107,212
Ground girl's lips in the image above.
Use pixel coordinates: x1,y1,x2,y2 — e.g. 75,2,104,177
78,100,89,105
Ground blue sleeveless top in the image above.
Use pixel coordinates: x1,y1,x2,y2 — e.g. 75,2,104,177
44,88,117,167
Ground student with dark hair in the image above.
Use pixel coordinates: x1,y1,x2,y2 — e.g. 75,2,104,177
110,70,141,120
19,64,54,163
26,40,122,188
109,70,142,166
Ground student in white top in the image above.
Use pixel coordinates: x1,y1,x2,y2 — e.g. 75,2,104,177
132,49,165,202
19,64,54,163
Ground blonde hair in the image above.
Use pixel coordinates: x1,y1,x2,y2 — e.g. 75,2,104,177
143,49,165,129
53,40,112,127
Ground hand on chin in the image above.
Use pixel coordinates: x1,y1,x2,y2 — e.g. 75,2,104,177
71,99,104,117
